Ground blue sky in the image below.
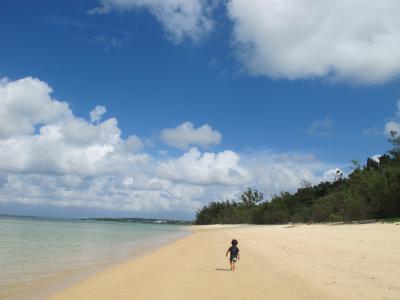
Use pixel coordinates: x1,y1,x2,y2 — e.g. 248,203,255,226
1,0,400,219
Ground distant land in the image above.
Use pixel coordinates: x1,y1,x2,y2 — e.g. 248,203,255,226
82,217,192,225
0,214,191,225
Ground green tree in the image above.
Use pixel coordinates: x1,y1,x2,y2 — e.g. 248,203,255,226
388,131,400,160
195,136,400,225
240,187,264,207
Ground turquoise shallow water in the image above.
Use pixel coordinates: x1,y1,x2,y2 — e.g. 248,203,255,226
0,216,189,297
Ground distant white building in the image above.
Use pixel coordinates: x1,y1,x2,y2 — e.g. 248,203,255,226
154,220,167,224
371,154,381,163
335,169,343,181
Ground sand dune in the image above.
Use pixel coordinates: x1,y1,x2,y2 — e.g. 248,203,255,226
48,223,400,300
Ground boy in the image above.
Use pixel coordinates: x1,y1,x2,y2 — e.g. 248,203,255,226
226,239,240,271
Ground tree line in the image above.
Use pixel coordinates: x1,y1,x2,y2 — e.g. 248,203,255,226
195,132,400,225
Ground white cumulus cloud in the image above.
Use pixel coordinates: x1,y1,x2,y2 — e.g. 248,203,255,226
243,152,336,193
90,105,107,123
227,0,400,84
384,121,400,137
384,100,400,137
371,154,381,163
90,0,214,43
0,76,340,216
160,122,222,149
157,148,250,185
0,77,70,138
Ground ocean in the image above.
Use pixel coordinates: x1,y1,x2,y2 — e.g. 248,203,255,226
0,215,189,298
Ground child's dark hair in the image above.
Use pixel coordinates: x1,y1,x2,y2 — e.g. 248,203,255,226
231,239,238,246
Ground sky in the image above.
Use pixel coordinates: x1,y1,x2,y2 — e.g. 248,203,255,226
1,0,400,220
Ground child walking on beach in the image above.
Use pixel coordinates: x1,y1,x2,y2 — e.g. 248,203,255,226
226,239,240,271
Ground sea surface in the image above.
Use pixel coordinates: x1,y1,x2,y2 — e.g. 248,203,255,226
0,215,189,298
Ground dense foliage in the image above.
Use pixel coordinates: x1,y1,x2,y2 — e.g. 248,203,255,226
195,133,400,225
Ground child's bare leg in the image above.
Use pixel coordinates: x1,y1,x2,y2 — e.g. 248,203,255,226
232,261,236,271
229,260,233,270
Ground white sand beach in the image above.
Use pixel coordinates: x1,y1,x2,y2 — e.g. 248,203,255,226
47,223,400,300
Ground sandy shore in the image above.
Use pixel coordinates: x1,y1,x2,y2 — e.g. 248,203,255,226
48,223,400,300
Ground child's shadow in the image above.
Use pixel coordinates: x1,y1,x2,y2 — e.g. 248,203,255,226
215,268,231,271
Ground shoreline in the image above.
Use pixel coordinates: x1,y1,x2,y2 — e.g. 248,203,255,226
4,226,191,300
47,223,400,300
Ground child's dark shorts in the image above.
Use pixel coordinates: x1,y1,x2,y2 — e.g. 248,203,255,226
230,256,237,263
